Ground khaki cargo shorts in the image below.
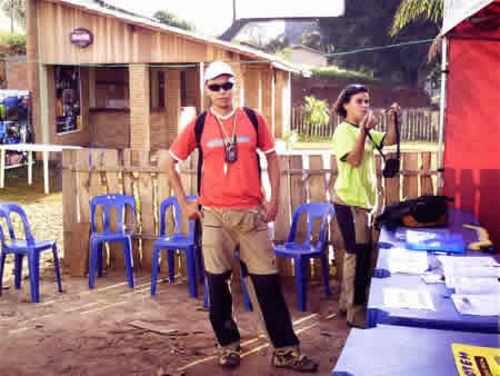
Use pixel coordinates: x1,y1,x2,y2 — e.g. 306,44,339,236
201,206,278,275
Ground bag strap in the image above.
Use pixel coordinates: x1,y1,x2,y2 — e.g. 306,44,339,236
365,113,400,161
195,111,207,195
242,107,262,179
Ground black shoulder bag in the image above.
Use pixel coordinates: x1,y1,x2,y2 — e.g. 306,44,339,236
365,114,400,178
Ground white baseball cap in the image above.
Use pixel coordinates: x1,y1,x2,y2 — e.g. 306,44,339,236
204,61,235,82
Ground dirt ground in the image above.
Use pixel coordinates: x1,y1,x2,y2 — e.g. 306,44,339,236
0,165,350,376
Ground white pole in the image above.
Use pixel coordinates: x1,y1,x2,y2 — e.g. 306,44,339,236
437,36,448,195
199,62,205,112
43,150,49,194
28,151,33,185
0,149,5,188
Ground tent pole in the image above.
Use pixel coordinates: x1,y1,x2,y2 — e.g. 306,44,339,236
437,36,448,195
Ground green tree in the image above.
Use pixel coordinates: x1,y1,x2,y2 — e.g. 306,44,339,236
391,0,443,36
1,0,25,33
153,10,195,31
262,33,289,54
300,31,321,50
318,0,439,87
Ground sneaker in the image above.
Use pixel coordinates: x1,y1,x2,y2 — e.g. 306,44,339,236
218,345,241,368
271,348,318,373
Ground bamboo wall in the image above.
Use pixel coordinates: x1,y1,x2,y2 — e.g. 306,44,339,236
62,148,437,278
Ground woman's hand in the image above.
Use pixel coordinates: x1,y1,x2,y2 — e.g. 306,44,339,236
387,102,402,122
361,110,378,131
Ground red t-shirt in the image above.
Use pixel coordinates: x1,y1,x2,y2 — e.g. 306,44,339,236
169,108,275,209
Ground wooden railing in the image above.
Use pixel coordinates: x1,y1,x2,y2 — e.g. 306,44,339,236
291,107,440,142
62,148,438,278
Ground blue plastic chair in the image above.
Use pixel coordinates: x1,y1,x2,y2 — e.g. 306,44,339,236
274,202,335,311
151,196,203,298
89,194,135,289
0,203,62,303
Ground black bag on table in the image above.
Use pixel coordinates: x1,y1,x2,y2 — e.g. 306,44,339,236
375,195,453,230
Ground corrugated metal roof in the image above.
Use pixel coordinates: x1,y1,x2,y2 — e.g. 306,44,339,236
46,0,305,74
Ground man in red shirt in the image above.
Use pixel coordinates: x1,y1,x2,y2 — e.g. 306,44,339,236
165,61,317,372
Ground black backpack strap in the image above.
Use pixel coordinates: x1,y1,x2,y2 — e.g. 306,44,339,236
366,115,401,161
242,107,262,179
242,107,259,135
195,111,207,195
365,128,387,161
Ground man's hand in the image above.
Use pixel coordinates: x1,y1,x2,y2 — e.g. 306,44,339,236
262,200,279,223
181,198,202,220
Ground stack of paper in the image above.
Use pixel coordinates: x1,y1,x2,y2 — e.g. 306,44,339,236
451,294,500,316
387,248,429,274
437,256,500,316
383,287,435,310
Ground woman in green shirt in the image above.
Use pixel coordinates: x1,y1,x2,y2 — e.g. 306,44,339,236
331,84,400,327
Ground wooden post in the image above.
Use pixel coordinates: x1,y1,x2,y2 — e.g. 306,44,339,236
261,67,273,128
129,64,150,150
27,0,41,143
103,149,124,270
123,149,141,267
274,70,284,138
421,152,434,195
230,58,243,107
384,152,401,205
155,150,173,274
329,155,344,283
403,153,419,199
244,66,260,110
133,150,155,270
308,155,326,279
274,155,293,275
165,68,181,143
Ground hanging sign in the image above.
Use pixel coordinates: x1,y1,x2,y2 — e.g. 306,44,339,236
70,28,93,48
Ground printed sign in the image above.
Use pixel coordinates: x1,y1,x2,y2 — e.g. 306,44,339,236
70,28,93,48
452,343,500,376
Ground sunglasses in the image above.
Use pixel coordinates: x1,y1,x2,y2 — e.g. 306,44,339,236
207,82,234,92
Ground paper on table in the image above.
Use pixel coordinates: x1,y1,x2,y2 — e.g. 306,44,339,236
454,265,499,278
451,294,500,316
437,256,499,288
383,287,436,310
387,248,429,274
420,273,444,284
454,277,500,295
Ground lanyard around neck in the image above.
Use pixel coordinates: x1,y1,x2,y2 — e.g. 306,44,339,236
214,108,238,145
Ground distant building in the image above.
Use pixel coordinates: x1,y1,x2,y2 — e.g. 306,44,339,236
288,45,327,68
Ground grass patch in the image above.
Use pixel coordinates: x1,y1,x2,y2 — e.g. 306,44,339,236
309,65,380,83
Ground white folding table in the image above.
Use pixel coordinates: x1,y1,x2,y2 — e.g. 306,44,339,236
0,144,81,194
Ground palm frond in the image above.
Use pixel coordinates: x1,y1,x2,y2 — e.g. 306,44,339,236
391,0,444,36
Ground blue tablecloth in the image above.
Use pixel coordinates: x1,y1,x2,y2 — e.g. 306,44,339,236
376,209,481,276
366,273,499,333
332,325,499,376
368,209,499,333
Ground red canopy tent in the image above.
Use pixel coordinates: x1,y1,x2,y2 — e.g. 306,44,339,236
440,0,500,247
